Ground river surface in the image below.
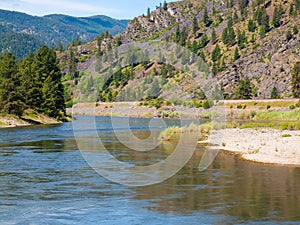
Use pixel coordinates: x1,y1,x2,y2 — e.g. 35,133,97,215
0,117,300,225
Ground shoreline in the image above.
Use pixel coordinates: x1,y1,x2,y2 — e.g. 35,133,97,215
205,128,300,166
0,114,62,128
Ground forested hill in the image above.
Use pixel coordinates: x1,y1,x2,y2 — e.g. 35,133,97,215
63,0,300,101
0,9,129,58
0,25,44,58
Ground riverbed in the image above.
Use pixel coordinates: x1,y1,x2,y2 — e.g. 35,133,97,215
1,117,300,224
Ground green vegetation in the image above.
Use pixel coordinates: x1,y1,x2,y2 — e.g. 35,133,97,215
158,123,200,142
0,46,66,120
0,25,44,58
292,62,300,97
236,79,253,99
0,9,129,58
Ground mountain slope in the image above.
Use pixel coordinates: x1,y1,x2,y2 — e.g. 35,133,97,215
0,25,44,58
0,9,129,53
44,14,129,36
63,0,300,100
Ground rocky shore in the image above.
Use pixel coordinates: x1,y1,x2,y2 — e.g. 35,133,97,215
0,114,61,128
207,128,300,166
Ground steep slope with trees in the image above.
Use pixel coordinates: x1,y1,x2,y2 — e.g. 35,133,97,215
61,0,300,102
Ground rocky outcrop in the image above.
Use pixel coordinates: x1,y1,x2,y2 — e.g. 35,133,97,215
219,16,300,98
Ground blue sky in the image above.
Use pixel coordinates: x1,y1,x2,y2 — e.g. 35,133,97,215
0,0,175,19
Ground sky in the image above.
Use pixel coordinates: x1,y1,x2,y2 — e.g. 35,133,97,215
0,0,175,19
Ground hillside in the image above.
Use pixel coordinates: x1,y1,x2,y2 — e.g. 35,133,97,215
0,9,129,57
0,25,44,58
61,0,300,102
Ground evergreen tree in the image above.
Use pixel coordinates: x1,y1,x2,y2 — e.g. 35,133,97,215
272,6,281,28
0,53,24,116
212,44,221,61
163,1,168,10
258,7,270,36
292,62,300,97
211,28,217,44
233,11,239,23
222,27,229,45
293,25,299,35
68,48,77,79
147,7,151,17
271,86,280,99
236,78,252,99
193,16,199,34
233,47,240,61
199,32,209,48
227,27,236,46
32,46,65,118
237,29,247,49
19,52,38,110
203,6,211,26
248,19,256,32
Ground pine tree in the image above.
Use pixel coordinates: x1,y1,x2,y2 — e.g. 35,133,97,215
19,52,38,110
237,29,247,49
212,44,221,61
163,1,168,10
271,87,280,99
227,27,236,46
233,47,240,61
292,62,300,98
272,6,281,28
211,28,217,44
248,19,256,32
236,78,252,99
193,16,199,34
32,46,65,118
68,48,77,79
203,6,211,26
0,53,25,116
259,8,270,36
199,33,209,48
233,11,239,23
293,25,299,35
147,7,151,17
222,27,229,45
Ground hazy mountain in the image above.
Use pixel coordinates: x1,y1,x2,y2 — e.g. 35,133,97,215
0,9,129,57
0,25,44,58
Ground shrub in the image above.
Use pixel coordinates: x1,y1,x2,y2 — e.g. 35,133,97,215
203,100,211,109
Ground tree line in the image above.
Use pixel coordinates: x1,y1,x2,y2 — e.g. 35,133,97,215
0,46,66,119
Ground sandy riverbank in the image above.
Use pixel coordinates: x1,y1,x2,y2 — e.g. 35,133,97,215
205,128,300,166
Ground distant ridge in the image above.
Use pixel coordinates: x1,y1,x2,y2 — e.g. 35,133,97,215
0,9,129,57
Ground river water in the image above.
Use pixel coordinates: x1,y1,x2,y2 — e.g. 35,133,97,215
0,117,300,224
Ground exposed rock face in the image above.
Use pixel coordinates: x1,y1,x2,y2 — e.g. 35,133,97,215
70,0,300,100
219,17,300,98
122,0,300,99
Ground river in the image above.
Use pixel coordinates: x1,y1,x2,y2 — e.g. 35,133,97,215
0,117,300,224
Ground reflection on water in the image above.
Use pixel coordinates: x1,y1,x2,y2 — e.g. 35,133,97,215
0,117,300,224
